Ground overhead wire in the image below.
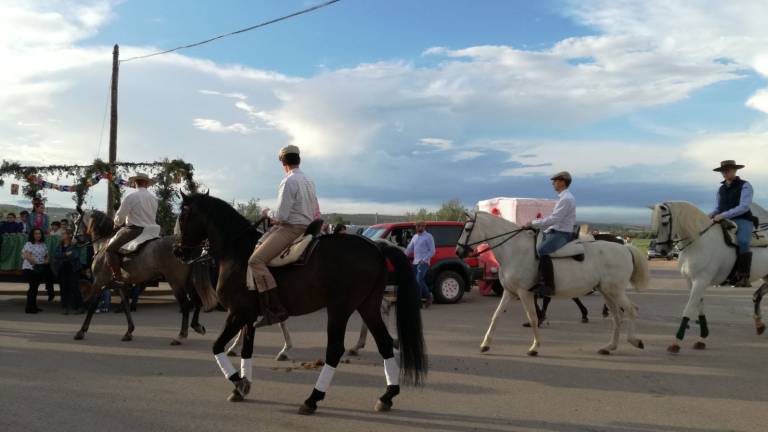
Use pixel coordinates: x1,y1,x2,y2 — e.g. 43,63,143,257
119,0,341,63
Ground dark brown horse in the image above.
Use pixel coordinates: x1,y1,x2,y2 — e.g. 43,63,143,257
174,193,427,415
73,210,217,344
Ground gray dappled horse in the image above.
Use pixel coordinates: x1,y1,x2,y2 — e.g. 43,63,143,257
72,210,218,344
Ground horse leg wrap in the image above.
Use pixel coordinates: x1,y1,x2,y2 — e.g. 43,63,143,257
314,364,336,393
698,315,709,339
384,357,399,386
215,352,237,380
676,317,690,341
240,358,253,382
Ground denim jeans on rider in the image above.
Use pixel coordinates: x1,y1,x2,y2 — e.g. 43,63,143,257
734,217,753,253
537,230,573,256
413,262,431,300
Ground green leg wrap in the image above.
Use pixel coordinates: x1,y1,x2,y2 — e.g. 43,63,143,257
698,315,709,339
676,317,690,341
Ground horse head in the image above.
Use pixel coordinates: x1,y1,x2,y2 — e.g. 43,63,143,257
456,211,478,258
174,193,210,260
651,201,710,256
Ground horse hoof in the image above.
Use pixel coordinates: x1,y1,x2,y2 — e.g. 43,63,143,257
227,390,244,402
634,340,645,350
347,350,359,357
374,399,392,412
667,344,680,354
522,323,532,328
227,350,238,357
693,341,706,350
193,325,206,335
74,331,84,340
480,346,490,353
170,339,182,346
122,334,132,342
757,324,766,335
276,353,290,362
581,318,589,323
598,348,611,356
527,350,538,357
298,403,317,415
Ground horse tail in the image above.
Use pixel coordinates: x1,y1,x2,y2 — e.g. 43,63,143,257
190,261,218,311
627,245,650,290
379,243,428,386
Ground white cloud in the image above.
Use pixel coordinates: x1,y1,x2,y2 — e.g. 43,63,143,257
417,138,453,151
192,118,254,135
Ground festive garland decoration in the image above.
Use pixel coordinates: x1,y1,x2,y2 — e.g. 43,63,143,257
1,158,199,235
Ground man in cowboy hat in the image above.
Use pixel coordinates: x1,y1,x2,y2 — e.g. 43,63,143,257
248,145,320,327
107,173,158,284
709,160,755,287
524,171,576,296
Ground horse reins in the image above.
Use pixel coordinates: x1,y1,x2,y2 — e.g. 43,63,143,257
458,213,530,257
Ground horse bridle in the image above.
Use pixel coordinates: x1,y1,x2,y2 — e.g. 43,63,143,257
457,212,530,258
655,203,716,252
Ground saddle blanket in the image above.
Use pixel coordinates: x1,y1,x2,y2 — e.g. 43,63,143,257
268,234,316,267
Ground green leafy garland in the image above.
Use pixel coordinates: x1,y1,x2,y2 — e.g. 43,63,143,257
1,158,199,235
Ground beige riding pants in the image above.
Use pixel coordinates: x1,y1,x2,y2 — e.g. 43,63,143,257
247,223,307,293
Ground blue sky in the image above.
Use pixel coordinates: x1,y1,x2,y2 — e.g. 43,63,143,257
2,0,768,224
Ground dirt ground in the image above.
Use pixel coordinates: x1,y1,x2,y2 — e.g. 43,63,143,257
1,260,767,432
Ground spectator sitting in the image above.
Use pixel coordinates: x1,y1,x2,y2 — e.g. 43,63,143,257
53,229,84,315
49,221,62,236
19,210,30,233
1,213,24,234
60,219,70,232
29,202,50,233
21,228,53,313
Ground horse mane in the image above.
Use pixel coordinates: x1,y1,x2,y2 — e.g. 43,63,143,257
184,193,255,241
661,201,711,241
88,210,116,238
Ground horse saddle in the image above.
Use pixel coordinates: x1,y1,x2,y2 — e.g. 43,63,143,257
268,235,319,267
536,230,586,260
721,219,768,248
113,225,162,255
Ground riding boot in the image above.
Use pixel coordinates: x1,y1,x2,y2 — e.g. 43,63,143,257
255,289,288,328
529,256,555,297
108,256,126,286
734,252,753,287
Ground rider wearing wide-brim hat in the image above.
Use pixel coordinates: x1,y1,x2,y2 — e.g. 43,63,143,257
108,173,158,284
708,160,755,287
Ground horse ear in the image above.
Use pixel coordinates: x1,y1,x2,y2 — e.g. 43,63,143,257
204,189,210,197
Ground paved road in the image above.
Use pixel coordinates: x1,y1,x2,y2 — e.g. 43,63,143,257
1,261,767,432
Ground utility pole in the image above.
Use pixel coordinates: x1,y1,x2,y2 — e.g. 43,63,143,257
107,44,119,217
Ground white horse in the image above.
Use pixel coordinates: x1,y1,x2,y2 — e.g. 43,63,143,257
457,211,649,356
650,201,768,353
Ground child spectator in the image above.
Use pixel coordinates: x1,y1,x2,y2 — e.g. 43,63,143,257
53,229,84,314
50,221,62,236
19,210,30,233
21,228,52,313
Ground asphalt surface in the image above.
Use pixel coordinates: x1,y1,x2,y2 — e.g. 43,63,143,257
1,261,767,432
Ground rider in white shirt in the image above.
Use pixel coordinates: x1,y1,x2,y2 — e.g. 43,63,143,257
107,174,158,284
524,171,576,296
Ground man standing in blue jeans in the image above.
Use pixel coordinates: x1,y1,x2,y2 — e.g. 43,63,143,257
406,221,435,308
524,171,576,297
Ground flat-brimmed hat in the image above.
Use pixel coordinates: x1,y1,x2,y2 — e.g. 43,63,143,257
550,171,572,183
128,173,155,185
278,145,300,159
713,160,744,172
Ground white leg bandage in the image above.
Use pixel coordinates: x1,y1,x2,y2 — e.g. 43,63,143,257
215,353,237,379
384,357,399,386
314,364,336,392
240,358,253,382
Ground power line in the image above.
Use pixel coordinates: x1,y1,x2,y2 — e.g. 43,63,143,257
120,0,342,63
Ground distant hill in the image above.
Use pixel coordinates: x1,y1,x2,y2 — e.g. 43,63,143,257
0,204,77,222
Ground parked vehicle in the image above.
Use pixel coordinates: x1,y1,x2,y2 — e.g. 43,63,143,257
647,240,677,260
362,221,483,304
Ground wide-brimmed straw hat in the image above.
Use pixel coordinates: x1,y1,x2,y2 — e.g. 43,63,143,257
128,173,155,185
713,160,745,172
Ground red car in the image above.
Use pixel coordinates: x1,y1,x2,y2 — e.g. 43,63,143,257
362,221,483,303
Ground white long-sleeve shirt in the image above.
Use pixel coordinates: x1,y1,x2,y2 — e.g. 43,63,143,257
268,168,320,225
531,189,576,233
114,187,158,227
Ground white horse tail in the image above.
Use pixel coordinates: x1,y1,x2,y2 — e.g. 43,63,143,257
627,245,650,290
